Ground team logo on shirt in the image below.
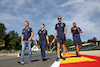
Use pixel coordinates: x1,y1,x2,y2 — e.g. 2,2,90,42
57,24,59,27
61,23,63,27
27,28,30,31
39,31,41,33
43,30,46,34
23,30,25,33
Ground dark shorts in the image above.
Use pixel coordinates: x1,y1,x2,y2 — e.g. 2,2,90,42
57,36,66,44
73,34,82,46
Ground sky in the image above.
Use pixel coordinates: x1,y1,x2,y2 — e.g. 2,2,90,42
0,0,100,41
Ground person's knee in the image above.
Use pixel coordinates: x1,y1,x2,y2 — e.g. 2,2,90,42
79,46,82,48
62,44,65,48
57,46,60,49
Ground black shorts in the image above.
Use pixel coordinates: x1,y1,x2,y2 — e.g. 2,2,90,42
57,36,66,44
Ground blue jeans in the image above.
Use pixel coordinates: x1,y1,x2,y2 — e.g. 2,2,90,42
21,41,32,61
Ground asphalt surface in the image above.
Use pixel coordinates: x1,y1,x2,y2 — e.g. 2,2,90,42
0,54,56,67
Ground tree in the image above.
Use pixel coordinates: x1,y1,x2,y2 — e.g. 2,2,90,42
0,23,6,49
65,39,74,48
4,31,21,50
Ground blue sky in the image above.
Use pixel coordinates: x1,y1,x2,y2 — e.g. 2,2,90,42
0,0,100,41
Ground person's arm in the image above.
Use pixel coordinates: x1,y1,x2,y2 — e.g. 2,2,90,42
54,29,57,39
77,28,83,33
64,26,67,34
54,24,57,39
50,39,55,45
28,32,33,41
78,29,83,33
21,34,24,45
46,35,49,44
34,34,39,41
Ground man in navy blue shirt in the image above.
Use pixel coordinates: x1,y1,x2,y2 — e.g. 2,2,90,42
71,22,83,57
55,16,67,61
35,24,49,61
18,21,33,65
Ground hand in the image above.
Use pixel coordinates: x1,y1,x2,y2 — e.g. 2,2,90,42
54,36,57,39
28,38,31,41
34,39,36,41
64,31,67,34
73,28,76,31
50,43,52,45
47,41,49,44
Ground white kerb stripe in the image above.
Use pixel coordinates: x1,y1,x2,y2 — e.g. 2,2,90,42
50,59,61,67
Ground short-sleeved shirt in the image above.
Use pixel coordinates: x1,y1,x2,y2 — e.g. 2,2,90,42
55,22,66,37
22,27,33,41
71,27,82,36
38,29,47,41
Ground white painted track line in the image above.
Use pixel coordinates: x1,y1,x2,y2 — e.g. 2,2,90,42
50,59,61,67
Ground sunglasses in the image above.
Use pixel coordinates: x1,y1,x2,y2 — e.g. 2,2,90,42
58,18,62,19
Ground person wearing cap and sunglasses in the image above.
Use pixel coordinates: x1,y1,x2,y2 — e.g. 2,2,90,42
54,16,67,61
35,24,49,61
18,21,33,65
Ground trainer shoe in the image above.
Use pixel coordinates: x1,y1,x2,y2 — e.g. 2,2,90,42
42,58,45,61
28,60,31,63
56,57,61,61
78,54,81,57
63,57,66,60
18,60,24,65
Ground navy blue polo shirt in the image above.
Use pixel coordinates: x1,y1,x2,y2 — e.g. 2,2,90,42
55,22,66,37
38,29,47,41
71,27,82,36
22,27,33,41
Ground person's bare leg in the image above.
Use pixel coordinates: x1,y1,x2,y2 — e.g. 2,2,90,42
79,46,82,51
76,45,79,54
57,43,60,58
62,44,65,57
60,49,61,52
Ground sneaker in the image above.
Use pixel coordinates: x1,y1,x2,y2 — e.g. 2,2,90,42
78,54,81,57
18,60,24,65
28,60,31,63
76,51,78,57
42,58,45,61
63,57,66,60
56,57,61,61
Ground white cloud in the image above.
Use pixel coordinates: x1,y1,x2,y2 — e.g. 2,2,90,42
0,0,100,41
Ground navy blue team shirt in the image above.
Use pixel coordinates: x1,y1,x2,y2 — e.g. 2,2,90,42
55,22,66,37
22,27,33,41
71,27,82,36
38,29,47,41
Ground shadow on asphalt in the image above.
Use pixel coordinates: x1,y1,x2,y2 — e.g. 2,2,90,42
23,59,41,64
44,58,51,61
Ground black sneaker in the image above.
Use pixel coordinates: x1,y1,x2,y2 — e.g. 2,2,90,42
78,54,81,57
56,58,60,61
63,57,66,60
42,58,45,61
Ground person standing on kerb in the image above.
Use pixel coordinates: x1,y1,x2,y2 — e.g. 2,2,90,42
18,21,33,65
34,24,49,61
54,16,67,61
71,22,83,57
